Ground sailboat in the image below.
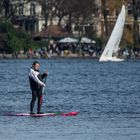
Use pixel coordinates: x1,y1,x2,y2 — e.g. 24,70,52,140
99,5,126,62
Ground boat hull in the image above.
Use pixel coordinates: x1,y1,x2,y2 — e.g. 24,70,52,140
99,57,124,62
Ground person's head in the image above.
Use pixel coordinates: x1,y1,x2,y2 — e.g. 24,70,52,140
32,61,40,70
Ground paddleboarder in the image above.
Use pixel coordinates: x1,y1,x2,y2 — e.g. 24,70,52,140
29,61,48,114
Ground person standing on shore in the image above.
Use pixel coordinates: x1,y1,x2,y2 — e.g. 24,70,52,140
29,61,48,114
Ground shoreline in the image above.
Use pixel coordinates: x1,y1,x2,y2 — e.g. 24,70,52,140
0,53,139,60
0,53,99,59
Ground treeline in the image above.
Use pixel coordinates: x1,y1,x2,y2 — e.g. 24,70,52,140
101,0,140,48
0,0,140,53
0,0,99,53
0,21,38,53
0,0,98,36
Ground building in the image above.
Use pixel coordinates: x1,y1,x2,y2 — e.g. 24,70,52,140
7,0,140,40
10,0,45,33
96,1,140,38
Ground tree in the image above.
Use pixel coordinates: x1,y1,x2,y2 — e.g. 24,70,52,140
37,0,49,27
2,0,10,18
57,0,98,35
53,0,67,26
0,0,31,20
132,0,140,47
38,0,98,36
101,0,109,36
122,25,134,47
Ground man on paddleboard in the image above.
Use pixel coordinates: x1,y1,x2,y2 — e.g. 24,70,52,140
29,61,48,114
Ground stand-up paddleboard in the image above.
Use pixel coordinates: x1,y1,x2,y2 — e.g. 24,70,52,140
7,112,79,117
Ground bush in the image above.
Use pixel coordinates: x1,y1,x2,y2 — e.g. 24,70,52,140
0,20,39,53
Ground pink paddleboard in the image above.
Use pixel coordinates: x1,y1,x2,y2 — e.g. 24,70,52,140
8,112,79,117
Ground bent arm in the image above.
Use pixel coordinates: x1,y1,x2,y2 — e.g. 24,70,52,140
29,69,45,86
41,73,48,79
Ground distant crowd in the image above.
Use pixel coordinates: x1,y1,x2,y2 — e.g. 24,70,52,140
24,43,101,58
16,43,140,59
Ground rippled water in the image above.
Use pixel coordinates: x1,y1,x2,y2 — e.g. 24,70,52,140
0,59,140,140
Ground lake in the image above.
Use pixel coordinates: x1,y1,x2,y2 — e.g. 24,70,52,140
0,58,140,140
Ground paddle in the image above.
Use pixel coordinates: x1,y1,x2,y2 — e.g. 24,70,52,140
42,76,47,94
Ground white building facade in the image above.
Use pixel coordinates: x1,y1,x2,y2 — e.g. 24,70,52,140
10,0,45,33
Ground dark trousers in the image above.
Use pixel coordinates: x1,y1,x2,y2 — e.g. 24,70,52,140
30,89,42,113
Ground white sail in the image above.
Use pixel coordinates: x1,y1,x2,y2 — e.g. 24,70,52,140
99,5,126,62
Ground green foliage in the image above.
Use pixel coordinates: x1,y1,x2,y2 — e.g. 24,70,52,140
0,20,39,53
94,37,103,48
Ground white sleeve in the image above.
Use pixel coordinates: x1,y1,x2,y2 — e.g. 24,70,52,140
29,69,45,86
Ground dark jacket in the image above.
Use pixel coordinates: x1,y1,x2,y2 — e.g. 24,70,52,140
29,67,47,91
